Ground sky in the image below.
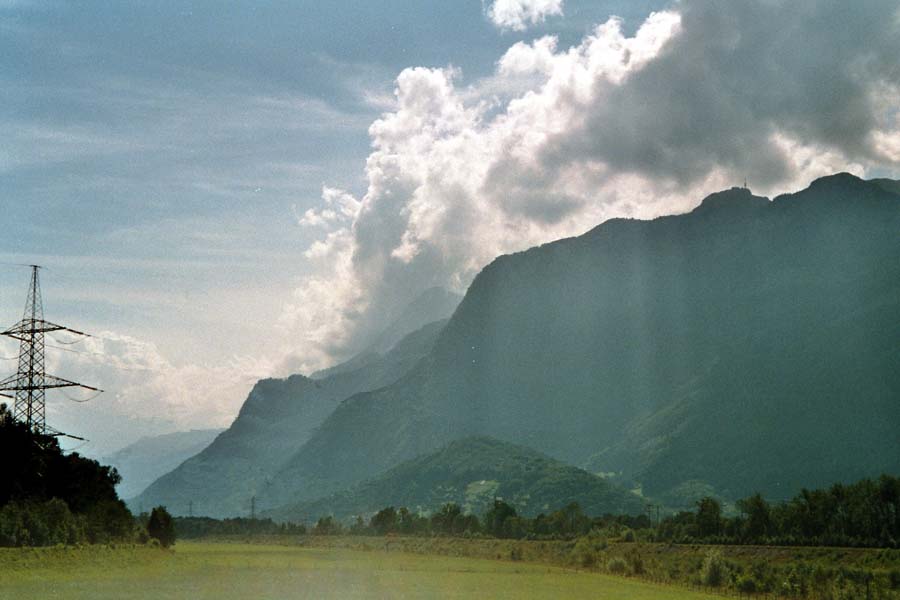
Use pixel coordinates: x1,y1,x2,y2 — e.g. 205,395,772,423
1,0,899,456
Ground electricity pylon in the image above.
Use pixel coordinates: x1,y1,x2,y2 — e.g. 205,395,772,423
0,265,100,436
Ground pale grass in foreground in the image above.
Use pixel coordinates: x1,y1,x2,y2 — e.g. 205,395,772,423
0,542,728,599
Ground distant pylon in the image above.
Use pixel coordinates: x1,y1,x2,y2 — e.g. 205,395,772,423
0,265,101,436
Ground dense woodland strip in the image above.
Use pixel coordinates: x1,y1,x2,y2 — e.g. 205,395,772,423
255,475,899,549
0,405,135,546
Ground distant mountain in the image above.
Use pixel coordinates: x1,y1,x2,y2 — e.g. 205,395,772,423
131,319,449,517
104,429,223,500
261,174,900,510
266,436,644,522
311,287,461,380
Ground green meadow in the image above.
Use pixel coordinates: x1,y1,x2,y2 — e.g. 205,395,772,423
0,542,725,600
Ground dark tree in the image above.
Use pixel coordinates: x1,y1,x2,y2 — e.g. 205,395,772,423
431,503,462,535
313,515,342,535
0,403,134,547
696,497,722,538
547,502,591,537
737,493,772,542
147,506,176,547
483,499,517,538
370,506,398,535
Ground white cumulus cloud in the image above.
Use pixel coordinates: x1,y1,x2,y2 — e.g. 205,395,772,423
487,0,564,31
285,0,900,374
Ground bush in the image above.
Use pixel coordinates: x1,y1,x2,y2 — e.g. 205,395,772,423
607,556,628,575
147,506,176,548
0,499,82,547
571,533,608,569
889,569,900,590
626,549,644,575
571,538,597,568
700,549,726,586
313,516,342,536
736,574,758,593
509,545,523,561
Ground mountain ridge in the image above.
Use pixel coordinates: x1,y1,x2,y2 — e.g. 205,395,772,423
133,315,454,517
260,173,900,510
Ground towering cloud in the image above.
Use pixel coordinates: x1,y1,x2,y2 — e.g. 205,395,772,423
286,0,900,372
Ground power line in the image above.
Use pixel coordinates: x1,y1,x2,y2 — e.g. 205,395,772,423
48,334,88,345
61,389,104,403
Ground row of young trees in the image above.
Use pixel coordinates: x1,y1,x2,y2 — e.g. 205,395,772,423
311,500,649,541
173,516,306,539
661,475,900,548
303,475,899,548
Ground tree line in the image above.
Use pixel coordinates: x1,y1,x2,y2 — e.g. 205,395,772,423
0,404,175,548
310,500,650,540
0,404,135,546
301,474,899,548
659,475,900,548
173,516,306,539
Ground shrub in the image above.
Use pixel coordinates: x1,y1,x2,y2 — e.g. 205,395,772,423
509,545,523,561
700,548,726,587
147,506,176,548
571,534,608,569
889,569,900,590
607,556,628,575
736,574,757,593
0,499,82,547
313,516,342,536
626,549,644,575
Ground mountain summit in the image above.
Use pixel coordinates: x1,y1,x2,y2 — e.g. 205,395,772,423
260,174,899,511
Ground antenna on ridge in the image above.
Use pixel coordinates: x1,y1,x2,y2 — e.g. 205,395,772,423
0,265,102,438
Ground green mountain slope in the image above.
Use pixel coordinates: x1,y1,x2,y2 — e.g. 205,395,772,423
267,436,644,522
263,174,900,509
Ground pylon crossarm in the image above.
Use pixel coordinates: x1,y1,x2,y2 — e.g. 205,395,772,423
0,373,102,393
43,374,102,392
0,373,24,390
2,319,82,341
43,425,86,441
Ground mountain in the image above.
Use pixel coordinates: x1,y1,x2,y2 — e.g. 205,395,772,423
103,429,223,500
131,318,449,517
266,436,644,522
311,287,461,380
261,174,900,510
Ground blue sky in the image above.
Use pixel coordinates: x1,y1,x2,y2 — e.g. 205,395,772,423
2,0,898,455
1,0,659,363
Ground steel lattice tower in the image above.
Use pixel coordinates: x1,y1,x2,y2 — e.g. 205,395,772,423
0,265,100,435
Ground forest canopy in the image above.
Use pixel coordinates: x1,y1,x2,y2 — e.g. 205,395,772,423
0,404,136,546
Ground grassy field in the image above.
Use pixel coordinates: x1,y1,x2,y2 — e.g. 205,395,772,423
0,542,726,599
